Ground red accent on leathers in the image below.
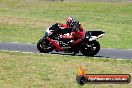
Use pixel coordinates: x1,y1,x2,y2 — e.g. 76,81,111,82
72,30,86,45
60,23,86,45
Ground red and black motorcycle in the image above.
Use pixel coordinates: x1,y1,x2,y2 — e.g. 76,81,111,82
37,23,105,56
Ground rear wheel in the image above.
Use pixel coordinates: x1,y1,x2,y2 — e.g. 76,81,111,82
37,38,54,53
81,40,100,56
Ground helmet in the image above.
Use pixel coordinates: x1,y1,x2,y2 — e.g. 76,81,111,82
66,16,76,27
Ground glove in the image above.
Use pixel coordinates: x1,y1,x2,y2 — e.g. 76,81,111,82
60,35,63,38
68,40,73,46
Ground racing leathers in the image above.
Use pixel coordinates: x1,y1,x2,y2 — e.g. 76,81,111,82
59,22,86,46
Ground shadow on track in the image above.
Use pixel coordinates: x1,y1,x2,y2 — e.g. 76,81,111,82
49,52,110,59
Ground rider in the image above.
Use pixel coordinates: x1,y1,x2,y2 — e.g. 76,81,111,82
59,16,86,54
59,16,85,45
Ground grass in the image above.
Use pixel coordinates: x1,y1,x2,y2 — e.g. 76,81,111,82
0,0,132,49
0,1,131,88
0,23,43,43
0,51,131,88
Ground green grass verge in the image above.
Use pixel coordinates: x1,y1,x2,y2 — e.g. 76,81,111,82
0,51,132,88
0,0,132,48
0,23,43,43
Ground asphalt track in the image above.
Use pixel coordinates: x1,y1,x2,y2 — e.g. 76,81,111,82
0,42,132,59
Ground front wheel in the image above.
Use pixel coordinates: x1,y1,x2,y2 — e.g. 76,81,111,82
37,38,54,53
81,40,100,56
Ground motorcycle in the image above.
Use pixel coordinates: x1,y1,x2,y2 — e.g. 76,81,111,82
37,23,105,56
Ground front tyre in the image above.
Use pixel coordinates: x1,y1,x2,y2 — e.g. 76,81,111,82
81,40,100,56
37,38,54,53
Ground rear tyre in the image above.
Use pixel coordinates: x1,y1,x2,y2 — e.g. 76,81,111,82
81,40,100,56
37,38,54,53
